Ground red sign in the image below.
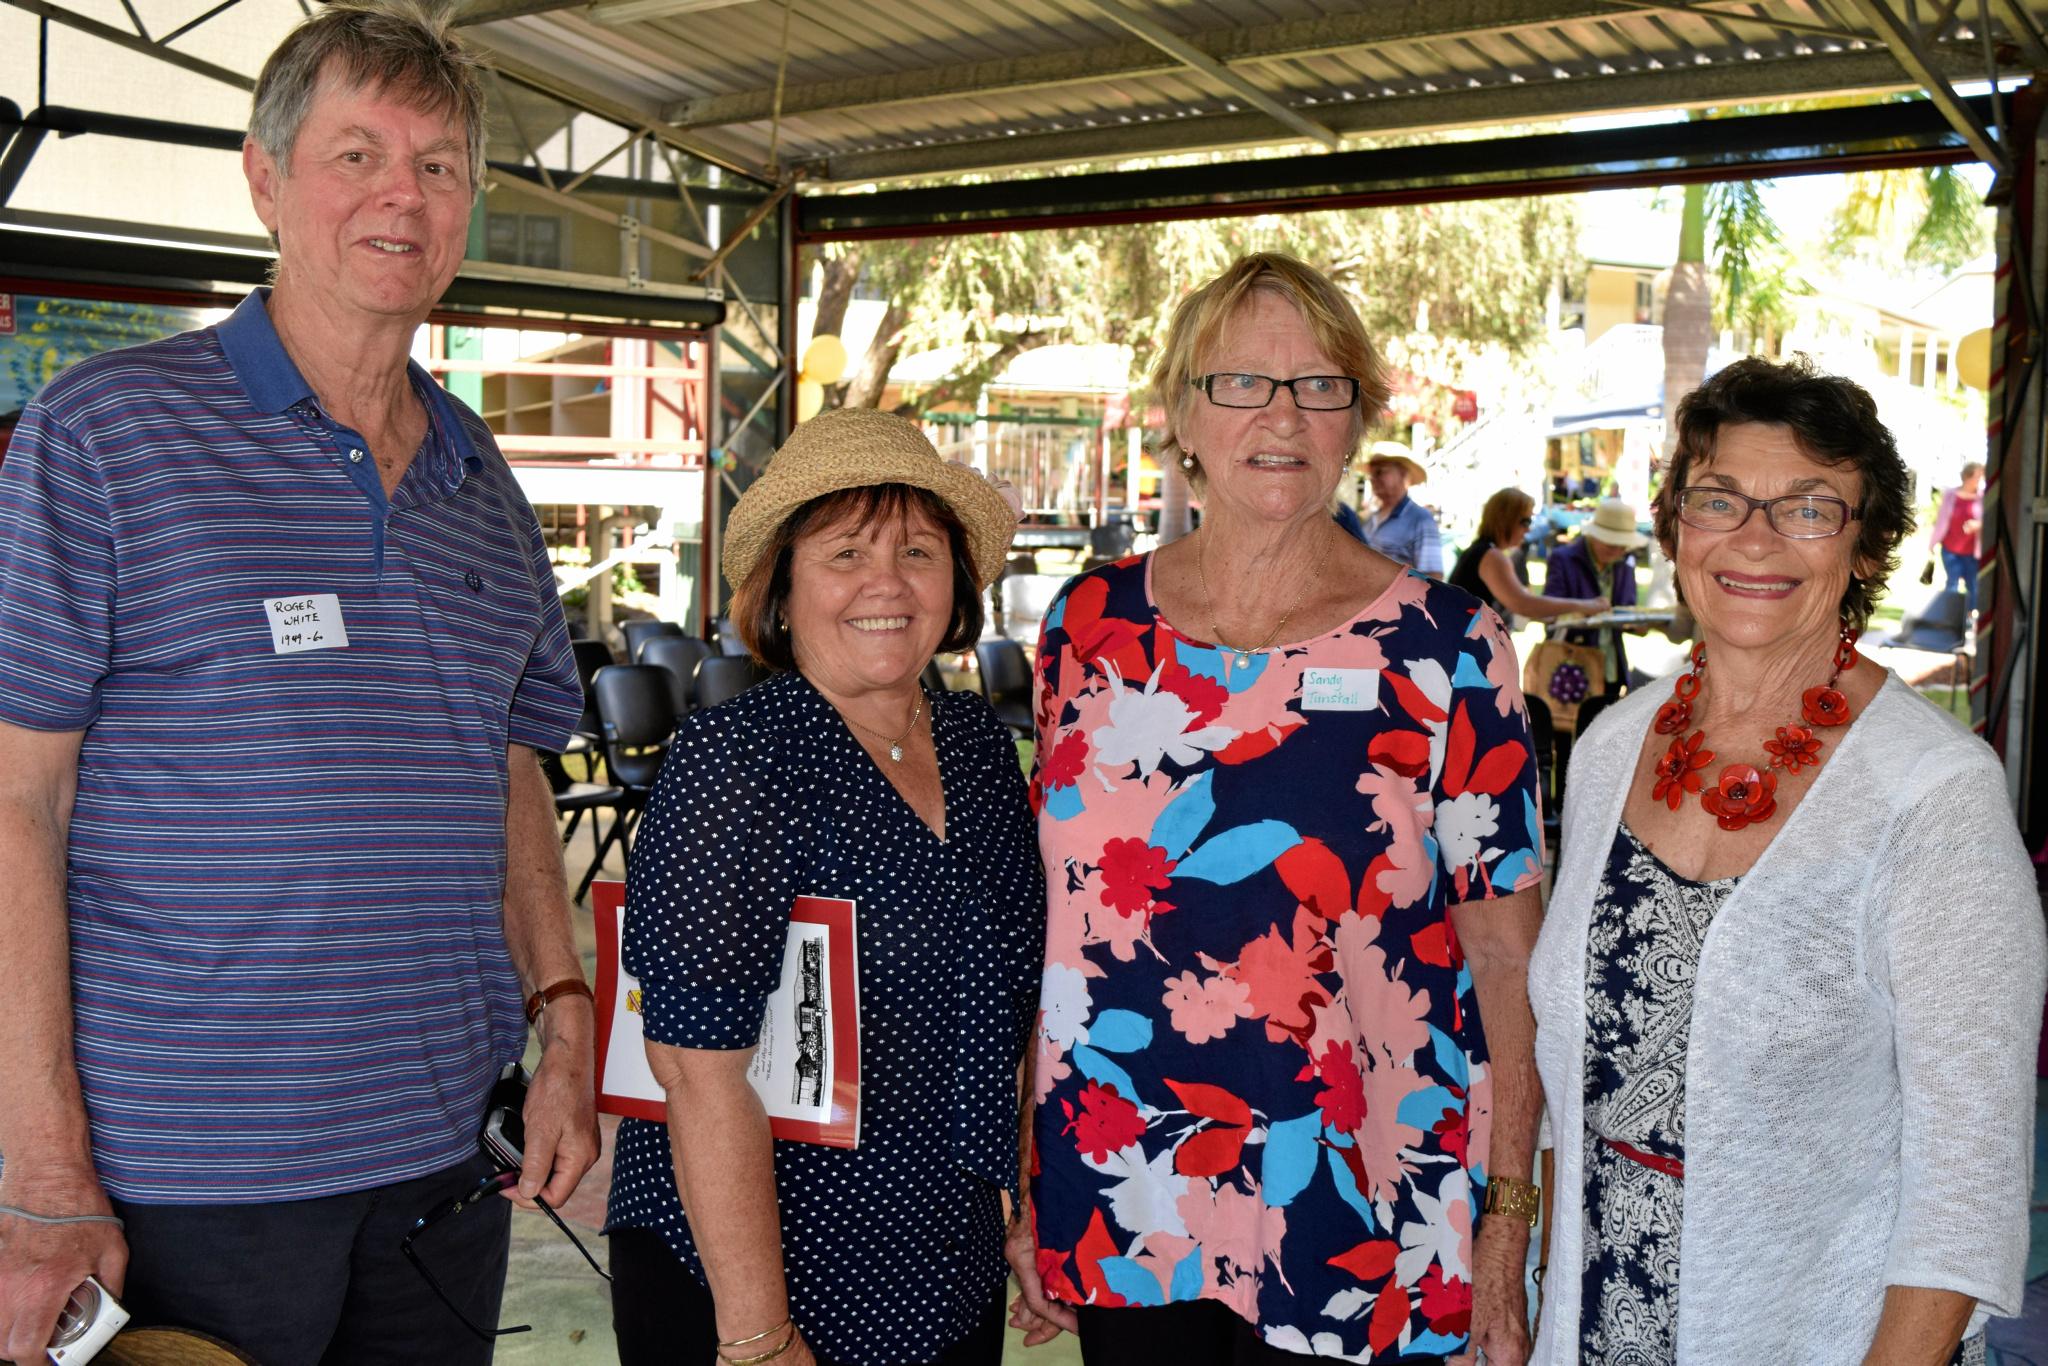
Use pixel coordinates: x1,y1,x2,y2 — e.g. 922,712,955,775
0,294,13,336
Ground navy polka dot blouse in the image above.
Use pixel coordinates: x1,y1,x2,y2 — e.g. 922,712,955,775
603,670,1046,1366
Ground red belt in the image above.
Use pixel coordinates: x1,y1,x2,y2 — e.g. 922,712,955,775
1600,1136,1685,1180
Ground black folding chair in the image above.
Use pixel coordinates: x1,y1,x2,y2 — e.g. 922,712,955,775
582,665,678,897
695,655,772,710
919,658,949,694
714,615,752,656
975,638,1033,737
641,634,715,714
621,618,686,663
567,638,616,780
542,751,627,904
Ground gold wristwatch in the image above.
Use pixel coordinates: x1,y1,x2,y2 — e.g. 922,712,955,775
1481,1175,1541,1229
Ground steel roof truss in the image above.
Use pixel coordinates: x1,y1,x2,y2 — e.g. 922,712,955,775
1,0,253,91
1847,0,2007,169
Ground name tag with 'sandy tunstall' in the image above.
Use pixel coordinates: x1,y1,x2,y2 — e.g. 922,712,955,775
1301,667,1379,711
264,594,350,654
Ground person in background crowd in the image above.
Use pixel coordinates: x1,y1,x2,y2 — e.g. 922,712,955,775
1008,252,1545,1366
1928,460,1985,613
605,408,1043,1366
1450,487,1609,622
0,6,597,1362
1529,356,2043,1365
1360,439,1444,576
1544,498,1648,696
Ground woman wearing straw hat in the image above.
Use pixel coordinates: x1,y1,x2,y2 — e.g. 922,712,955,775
1360,440,1444,576
602,407,1045,1366
1544,497,1650,697
1007,254,1545,1365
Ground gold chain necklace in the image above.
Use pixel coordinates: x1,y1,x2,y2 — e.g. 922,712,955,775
846,691,926,763
1194,529,1329,666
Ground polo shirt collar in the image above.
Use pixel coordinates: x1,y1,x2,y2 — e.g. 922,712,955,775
217,289,483,487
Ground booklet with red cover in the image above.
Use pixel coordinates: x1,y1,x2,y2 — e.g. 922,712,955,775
592,880,862,1148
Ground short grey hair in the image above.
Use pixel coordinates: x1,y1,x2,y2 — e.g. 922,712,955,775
249,1,487,190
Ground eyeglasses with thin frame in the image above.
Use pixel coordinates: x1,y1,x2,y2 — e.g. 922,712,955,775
401,1169,612,1340
1191,373,1360,410
1674,486,1862,540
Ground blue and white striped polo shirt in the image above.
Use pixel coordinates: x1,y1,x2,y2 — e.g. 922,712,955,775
0,290,581,1203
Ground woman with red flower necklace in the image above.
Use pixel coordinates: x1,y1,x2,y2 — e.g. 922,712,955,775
1527,357,2045,1366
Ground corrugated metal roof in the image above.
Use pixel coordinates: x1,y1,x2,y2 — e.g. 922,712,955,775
460,0,2046,185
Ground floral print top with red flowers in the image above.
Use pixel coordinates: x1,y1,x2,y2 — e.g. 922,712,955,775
1028,555,1543,1361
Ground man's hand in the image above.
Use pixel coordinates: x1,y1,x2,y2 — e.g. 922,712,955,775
1457,1216,1532,1366
507,999,599,1209
0,1168,127,1364
1003,1205,1077,1346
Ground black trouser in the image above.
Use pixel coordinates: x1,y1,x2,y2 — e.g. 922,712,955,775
608,1225,1005,1366
111,1154,509,1366
1076,1301,1448,1366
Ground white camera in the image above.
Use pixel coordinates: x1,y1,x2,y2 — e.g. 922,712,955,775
46,1277,128,1364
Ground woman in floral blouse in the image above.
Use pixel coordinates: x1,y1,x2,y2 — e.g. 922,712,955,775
1005,253,1547,1365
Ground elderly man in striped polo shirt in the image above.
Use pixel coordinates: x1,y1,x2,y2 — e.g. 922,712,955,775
0,6,600,1361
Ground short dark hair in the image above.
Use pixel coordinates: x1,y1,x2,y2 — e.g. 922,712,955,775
731,483,983,670
1656,355,1913,631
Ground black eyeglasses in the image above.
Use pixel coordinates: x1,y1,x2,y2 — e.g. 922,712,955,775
1519,516,1535,527
1190,373,1360,410
1674,486,1862,540
401,1170,612,1340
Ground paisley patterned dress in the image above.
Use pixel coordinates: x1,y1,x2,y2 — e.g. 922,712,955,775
1579,822,1735,1363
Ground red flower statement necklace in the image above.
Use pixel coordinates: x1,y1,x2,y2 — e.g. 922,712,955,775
1647,622,1861,831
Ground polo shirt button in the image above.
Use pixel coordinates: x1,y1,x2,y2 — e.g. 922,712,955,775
348,448,364,463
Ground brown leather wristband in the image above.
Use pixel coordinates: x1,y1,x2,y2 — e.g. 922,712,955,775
524,978,595,1026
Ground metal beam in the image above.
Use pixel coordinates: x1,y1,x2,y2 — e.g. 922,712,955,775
454,0,589,27
811,45,1993,182
466,39,770,183
798,94,1987,239
1847,0,2007,169
0,0,253,91
586,0,755,25
1989,0,2048,67
487,169,717,260
1074,0,1341,149
662,0,1868,128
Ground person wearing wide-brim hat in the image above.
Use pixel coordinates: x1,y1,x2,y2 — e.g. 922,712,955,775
603,406,1045,1366
1546,496,1652,696
1361,439,1445,575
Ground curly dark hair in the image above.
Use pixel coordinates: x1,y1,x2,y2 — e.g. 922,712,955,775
1655,355,1914,631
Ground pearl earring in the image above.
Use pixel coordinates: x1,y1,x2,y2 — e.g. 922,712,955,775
1180,454,1196,470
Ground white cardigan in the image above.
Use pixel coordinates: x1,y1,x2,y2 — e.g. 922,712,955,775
1528,672,2045,1363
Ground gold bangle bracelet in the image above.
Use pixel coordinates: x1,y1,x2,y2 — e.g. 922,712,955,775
719,1325,797,1366
718,1317,792,1350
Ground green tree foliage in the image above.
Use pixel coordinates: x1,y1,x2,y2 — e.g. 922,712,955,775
809,193,1582,420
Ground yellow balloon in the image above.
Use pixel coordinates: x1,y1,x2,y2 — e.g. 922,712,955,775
801,334,849,387
795,378,825,422
1955,327,1992,391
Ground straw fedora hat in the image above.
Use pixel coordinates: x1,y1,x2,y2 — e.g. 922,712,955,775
1582,497,1650,550
1365,440,1429,485
721,408,1019,592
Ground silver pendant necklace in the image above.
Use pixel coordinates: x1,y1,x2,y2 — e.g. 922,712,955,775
851,691,926,762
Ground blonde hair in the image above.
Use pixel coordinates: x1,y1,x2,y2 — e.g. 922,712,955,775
1150,253,1391,486
1477,487,1535,547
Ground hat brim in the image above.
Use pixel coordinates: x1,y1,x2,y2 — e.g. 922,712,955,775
1365,453,1429,485
721,416,1018,592
1582,523,1648,549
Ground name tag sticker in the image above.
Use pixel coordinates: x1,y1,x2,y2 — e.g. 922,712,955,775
263,594,350,654
1302,667,1380,711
